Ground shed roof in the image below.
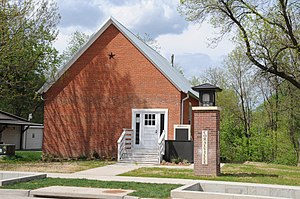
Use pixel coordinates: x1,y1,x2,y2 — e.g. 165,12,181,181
37,17,197,98
0,110,42,126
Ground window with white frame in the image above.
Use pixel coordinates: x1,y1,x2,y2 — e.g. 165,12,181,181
174,125,191,141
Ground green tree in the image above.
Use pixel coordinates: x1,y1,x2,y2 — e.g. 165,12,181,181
179,0,300,89
254,81,300,165
255,74,281,161
0,0,60,121
137,33,161,53
218,88,245,162
190,76,201,86
225,47,259,157
280,83,300,165
200,67,227,88
60,31,89,65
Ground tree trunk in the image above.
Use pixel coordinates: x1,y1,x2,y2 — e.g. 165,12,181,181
286,85,300,166
273,77,279,160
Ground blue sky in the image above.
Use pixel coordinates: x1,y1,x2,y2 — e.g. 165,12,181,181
54,0,235,79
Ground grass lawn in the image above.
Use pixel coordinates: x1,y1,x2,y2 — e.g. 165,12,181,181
0,151,43,162
0,151,115,173
1,178,181,198
120,162,300,186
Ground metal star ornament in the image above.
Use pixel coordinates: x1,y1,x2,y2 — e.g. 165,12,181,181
108,52,115,59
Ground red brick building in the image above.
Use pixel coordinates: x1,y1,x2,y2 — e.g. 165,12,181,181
38,17,198,163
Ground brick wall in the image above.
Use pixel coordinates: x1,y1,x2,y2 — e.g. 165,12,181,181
193,108,220,176
43,24,185,158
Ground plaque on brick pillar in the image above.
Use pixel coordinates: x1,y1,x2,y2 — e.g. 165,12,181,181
192,83,222,176
202,130,208,165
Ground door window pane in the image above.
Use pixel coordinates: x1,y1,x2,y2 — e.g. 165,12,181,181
144,114,156,126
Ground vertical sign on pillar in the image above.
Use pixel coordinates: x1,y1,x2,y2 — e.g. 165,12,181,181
202,130,208,164
217,131,220,165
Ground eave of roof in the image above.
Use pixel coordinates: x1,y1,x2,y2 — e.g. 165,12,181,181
38,17,198,97
0,110,29,122
0,110,43,126
0,120,42,126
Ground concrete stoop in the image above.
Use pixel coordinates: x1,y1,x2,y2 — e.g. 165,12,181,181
30,186,135,199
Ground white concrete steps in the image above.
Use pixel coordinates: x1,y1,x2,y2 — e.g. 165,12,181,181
119,159,159,164
119,149,160,164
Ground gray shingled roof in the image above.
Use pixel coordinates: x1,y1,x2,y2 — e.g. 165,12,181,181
38,17,197,97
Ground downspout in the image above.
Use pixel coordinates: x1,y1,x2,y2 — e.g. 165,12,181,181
181,93,189,124
0,125,8,143
40,93,45,101
21,125,30,150
20,126,23,150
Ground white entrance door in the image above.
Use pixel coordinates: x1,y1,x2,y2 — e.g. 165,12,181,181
133,109,168,149
142,113,158,148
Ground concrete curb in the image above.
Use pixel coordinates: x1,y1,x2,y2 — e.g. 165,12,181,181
0,189,30,196
171,182,300,199
124,196,140,199
0,172,47,186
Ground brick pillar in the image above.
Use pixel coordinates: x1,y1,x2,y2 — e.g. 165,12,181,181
192,106,221,176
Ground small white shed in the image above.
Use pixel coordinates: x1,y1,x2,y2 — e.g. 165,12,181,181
23,126,44,150
0,110,43,150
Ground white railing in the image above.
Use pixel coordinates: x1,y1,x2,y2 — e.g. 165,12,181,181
158,130,165,164
117,128,133,162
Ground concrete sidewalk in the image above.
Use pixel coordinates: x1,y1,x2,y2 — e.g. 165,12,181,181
74,163,146,176
73,163,194,176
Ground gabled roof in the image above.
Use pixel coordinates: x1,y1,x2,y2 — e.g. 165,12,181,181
0,110,42,126
38,17,197,97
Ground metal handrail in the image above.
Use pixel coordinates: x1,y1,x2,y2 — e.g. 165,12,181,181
158,130,165,164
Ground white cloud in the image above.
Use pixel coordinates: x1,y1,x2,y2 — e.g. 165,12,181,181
103,0,188,37
57,0,103,29
157,23,234,58
175,53,216,78
53,0,236,78
156,22,235,77
54,0,190,53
